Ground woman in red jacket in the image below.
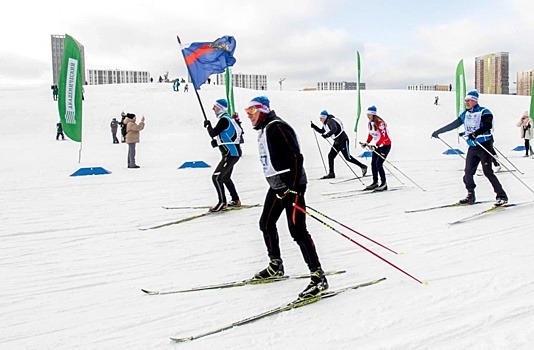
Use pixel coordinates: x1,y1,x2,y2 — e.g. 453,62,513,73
360,105,392,191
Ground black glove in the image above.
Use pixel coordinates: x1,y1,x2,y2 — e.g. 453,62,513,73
310,121,315,129
203,120,211,128
321,134,328,139
431,131,440,138
368,145,376,151
468,133,477,140
210,139,218,148
458,131,465,137
359,142,368,148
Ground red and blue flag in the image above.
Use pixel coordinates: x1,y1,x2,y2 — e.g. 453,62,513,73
182,36,236,90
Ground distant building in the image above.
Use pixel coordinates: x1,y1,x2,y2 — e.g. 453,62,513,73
407,84,449,91
317,82,365,91
87,69,151,85
516,69,534,96
475,52,509,94
51,34,85,85
215,73,267,90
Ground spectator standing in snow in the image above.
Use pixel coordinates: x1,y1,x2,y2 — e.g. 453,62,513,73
516,111,533,157
124,114,145,168
110,118,120,144
52,85,58,101
56,122,65,140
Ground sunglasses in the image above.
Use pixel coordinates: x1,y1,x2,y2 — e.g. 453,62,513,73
245,106,258,114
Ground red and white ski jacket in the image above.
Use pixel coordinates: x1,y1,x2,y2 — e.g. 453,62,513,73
366,119,391,147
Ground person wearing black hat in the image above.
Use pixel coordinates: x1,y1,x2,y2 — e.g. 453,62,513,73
311,110,367,179
245,96,328,300
203,99,243,212
431,90,508,206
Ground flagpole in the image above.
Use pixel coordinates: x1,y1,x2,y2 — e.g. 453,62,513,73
176,35,208,122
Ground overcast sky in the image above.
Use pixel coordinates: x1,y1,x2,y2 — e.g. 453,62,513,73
1,0,532,91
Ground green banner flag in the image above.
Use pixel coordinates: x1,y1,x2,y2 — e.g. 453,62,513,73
58,34,83,142
354,51,362,133
225,67,235,116
455,59,466,117
530,78,534,124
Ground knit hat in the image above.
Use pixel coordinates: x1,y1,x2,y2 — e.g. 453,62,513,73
366,105,377,115
121,111,126,117
465,90,479,102
523,111,529,117
214,99,228,112
246,96,270,113
320,110,328,117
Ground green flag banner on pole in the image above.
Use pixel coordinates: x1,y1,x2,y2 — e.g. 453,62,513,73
354,51,362,134
58,34,83,142
225,67,235,116
455,59,466,117
530,78,534,124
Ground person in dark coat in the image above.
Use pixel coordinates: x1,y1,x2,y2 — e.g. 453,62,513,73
56,122,65,140
110,118,119,144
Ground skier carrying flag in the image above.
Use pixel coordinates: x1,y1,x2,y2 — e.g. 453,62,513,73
203,99,243,212
431,90,508,206
311,110,367,179
245,96,328,299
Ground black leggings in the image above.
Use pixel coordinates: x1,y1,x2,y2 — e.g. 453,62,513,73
212,155,240,204
259,187,321,271
371,145,391,184
328,140,366,173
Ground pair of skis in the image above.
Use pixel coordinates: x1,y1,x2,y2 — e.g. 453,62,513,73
168,277,386,343
138,204,260,230
406,200,533,225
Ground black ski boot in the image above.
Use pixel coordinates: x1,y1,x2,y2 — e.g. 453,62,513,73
459,192,476,205
254,259,284,280
320,172,335,179
364,182,378,191
298,269,328,299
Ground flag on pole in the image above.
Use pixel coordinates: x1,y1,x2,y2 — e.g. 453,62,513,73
58,34,83,142
225,67,235,116
181,36,236,90
354,51,362,134
455,59,466,117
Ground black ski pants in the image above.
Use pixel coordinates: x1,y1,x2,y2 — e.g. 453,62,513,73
370,145,391,185
259,187,322,271
212,155,240,204
328,140,366,173
463,140,506,197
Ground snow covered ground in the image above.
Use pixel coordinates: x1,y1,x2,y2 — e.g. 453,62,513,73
2,83,534,349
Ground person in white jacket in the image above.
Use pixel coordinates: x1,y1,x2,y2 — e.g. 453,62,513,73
516,111,533,157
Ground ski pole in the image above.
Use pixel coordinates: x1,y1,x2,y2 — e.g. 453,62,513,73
311,127,328,175
475,140,534,195
436,136,466,160
365,145,426,192
306,205,399,255
492,146,524,175
324,138,365,185
293,203,425,284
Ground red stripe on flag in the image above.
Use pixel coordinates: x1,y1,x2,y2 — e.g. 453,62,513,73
184,45,213,66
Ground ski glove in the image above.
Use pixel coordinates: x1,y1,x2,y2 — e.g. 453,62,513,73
321,134,328,139
467,133,477,140
431,131,440,138
359,142,368,148
203,120,211,128
210,139,218,148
